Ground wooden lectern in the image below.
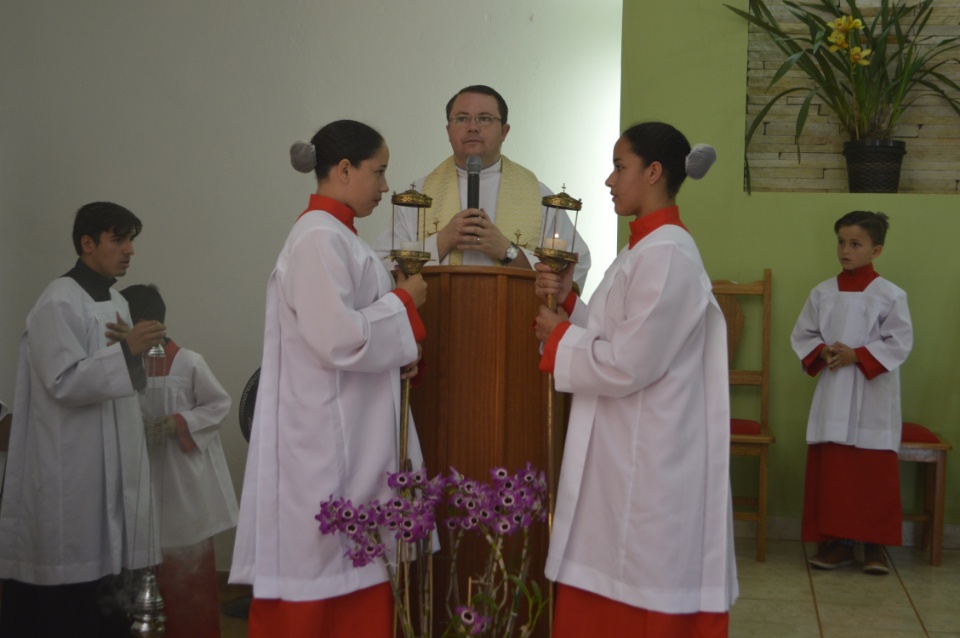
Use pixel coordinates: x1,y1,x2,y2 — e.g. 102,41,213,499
410,266,558,638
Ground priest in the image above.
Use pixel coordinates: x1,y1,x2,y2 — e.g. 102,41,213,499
376,85,591,292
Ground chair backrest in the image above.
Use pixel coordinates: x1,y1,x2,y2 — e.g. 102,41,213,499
711,269,772,429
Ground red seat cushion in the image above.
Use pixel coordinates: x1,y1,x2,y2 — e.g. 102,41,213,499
901,422,939,444
731,418,761,435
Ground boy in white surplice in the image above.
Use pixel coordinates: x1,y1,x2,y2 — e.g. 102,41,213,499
791,211,913,576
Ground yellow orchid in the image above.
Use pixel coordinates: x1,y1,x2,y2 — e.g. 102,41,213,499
849,46,872,66
827,30,849,52
827,15,863,33
728,0,960,189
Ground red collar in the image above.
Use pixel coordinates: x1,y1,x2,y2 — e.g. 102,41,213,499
837,263,879,292
299,194,358,235
628,205,687,249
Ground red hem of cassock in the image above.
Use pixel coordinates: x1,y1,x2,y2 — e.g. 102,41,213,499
248,583,393,638
552,585,729,638
802,442,902,545
158,538,221,638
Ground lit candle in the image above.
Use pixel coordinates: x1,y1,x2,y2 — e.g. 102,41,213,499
543,234,568,251
400,241,421,251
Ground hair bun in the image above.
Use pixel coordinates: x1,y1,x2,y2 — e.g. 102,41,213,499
685,144,717,180
290,141,317,173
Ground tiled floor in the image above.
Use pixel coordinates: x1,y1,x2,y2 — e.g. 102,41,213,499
217,540,960,637
732,540,960,637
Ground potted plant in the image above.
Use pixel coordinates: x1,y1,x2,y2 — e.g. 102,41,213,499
727,0,960,192
317,464,548,637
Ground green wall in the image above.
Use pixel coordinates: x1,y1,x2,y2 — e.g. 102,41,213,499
620,0,960,524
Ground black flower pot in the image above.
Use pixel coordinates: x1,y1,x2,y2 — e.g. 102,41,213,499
842,139,907,193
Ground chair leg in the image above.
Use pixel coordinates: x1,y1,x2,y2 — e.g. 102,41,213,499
757,447,768,562
931,453,946,567
921,463,934,552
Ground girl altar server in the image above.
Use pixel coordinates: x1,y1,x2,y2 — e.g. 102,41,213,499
534,122,738,637
230,120,427,638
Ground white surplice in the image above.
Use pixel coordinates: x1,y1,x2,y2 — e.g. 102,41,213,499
0,279,157,585
790,276,912,451
375,159,592,291
545,225,738,614
230,208,423,602
145,345,238,548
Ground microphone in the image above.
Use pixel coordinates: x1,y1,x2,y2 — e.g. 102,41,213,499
466,155,482,211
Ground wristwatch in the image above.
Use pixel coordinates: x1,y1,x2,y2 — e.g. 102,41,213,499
500,242,520,266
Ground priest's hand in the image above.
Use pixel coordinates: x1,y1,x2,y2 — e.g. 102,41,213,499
457,209,513,261
436,208,483,260
534,262,574,305
396,272,427,308
534,305,568,343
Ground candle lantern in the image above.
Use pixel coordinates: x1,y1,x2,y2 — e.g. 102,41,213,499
389,188,432,473
535,189,580,278
389,188,433,277
536,188,581,638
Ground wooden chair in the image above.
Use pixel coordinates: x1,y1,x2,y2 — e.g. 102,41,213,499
713,269,776,561
898,422,952,566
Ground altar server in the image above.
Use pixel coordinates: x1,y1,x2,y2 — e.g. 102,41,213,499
791,211,912,575
121,283,238,637
534,122,738,637
0,202,166,638
230,120,427,638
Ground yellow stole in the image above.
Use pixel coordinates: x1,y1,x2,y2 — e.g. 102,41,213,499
421,155,543,265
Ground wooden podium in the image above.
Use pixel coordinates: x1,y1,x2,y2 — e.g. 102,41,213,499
410,266,557,638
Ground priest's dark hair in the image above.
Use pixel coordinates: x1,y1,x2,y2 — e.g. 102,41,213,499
621,122,694,198
835,210,890,246
121,284,167,324
72,201,143,255
446,85,509,125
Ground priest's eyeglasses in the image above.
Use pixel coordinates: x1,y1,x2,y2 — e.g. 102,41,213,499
448,114,502,127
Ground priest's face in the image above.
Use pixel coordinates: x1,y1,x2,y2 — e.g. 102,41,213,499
836,224,882,271
81,229,135,278
344,143,390,218
446,92,510,169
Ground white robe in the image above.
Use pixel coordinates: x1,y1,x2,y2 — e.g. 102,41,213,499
375,159,592,292
790,276,912,451
0,278,157,585
230,208,423,602
144,346,238,548
545,225,738,614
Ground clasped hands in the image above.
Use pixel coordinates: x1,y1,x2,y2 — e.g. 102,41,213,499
437,208,512,261
820,341,857,371
105,312,166,355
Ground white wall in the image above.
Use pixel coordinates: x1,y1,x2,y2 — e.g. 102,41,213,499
0,0,621,569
